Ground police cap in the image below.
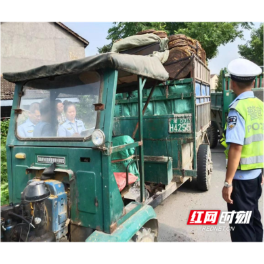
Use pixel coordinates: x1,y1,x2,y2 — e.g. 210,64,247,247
227,58,262,82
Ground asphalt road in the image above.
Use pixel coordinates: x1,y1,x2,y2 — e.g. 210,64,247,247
155,144,263,242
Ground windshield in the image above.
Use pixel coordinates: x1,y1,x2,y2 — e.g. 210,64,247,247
16,71,101,140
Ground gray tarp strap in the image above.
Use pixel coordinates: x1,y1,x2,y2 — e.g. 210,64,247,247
244,134,264,145
240,155,264,165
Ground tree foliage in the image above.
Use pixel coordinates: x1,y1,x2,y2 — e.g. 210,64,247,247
238,23,263,66
1,119,10,205
75,95,98,129
215,68,227,91
98,22,253,60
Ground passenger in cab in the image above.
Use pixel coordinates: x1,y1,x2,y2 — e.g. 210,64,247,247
17,102,41,137
58,103,86,137
33,99,56,137
56,100,66,125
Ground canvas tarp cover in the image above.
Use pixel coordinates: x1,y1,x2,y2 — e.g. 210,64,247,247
111,135,139,178
3,53,169,83
111,34,169,53
114,82,193,117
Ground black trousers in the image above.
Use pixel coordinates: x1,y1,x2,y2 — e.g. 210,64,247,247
227,173,263,242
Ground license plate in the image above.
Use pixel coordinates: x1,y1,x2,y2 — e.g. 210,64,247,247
169,114,192,133
37,156,65,165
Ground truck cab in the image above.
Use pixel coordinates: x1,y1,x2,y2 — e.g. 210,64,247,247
1,53,168,242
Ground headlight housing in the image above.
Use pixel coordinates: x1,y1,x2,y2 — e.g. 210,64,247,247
92,129,105,146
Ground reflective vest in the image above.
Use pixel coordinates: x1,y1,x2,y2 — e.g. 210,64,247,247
221,97,264,170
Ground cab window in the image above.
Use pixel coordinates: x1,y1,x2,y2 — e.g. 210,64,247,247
16,71,101,139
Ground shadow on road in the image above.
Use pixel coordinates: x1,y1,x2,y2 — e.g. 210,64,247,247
176,178,201,194
158,222,196,242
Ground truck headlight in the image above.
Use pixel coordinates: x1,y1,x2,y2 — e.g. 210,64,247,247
92,129,105,146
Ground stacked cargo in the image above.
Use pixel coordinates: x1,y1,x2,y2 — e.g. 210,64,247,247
168,34,206,63
111,29,207,81
164,34,206,79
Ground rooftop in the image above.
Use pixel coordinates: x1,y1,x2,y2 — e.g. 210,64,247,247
55,22,89,47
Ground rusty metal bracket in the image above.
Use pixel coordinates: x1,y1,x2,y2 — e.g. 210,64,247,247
92,145,109,155
14,109,23,114
132,83,157,139
18,91,24,97
110,222,117,233
94,197,98,207
93,103,105,111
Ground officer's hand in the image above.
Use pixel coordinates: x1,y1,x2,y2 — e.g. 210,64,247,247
72,132,80,137
222,186,233,204
261,176,264,186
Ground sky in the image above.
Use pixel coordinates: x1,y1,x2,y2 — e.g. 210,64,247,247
64,22,262,75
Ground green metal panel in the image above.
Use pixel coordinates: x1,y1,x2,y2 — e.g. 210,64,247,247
173,169,197,177
113,79,197,175
86,204,157,242
9,146,104,230
144,158,173,185
101,69,124,233
138,76,145,202
13,165,31,201
76,171,97,214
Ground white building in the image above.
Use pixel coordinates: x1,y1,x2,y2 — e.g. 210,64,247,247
210,74,218,93
1,22,89,118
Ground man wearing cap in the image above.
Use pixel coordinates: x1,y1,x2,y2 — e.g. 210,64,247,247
221,58,263,242
17,102,41,137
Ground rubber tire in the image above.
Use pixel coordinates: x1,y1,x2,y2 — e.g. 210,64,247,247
197,144,212,191
207,121,218,149
131,227,156,242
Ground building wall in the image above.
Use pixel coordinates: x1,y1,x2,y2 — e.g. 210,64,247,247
1,22,85,73
210,75,218,92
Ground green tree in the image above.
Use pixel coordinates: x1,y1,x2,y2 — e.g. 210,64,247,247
1,119,10,205
75,95,98,128
98,22,253,60
238,23,263,66
216,68,227,91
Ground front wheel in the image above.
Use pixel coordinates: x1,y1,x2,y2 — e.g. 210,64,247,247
131,227,156,242
197,144,212,191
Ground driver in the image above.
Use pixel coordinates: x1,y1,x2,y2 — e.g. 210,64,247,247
57,103,86,137
17,102,41,137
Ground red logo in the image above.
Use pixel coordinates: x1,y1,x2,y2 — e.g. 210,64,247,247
187,210,221,225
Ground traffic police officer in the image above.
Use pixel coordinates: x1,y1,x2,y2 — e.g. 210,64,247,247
221,58,263,242
57,103,86,137
17,102,41,137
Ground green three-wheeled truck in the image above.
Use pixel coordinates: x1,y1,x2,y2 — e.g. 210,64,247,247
1,52,212,242
208,69,264,148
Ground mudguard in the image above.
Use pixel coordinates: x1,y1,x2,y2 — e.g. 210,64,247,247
86,204,157,242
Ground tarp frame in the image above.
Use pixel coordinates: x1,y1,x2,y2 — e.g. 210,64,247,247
3,53,169,84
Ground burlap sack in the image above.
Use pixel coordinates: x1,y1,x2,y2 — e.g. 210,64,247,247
168,34,206,63
164,47,193,79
